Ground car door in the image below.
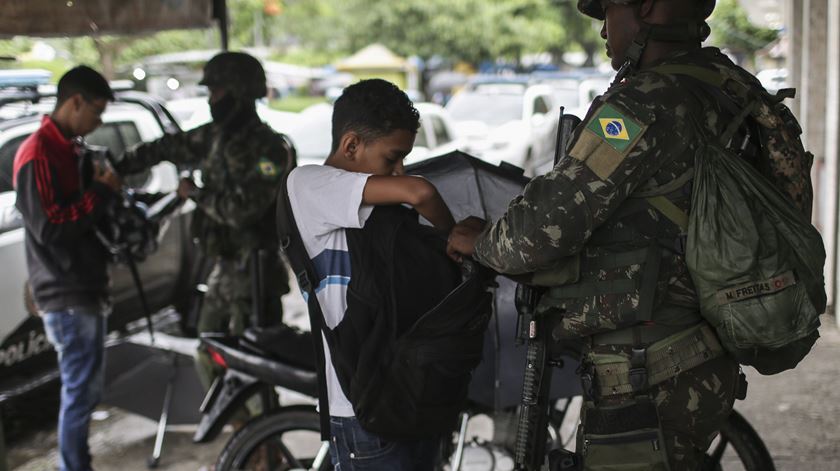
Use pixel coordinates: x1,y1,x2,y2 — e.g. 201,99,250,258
0,103,189,397
0,122,62,390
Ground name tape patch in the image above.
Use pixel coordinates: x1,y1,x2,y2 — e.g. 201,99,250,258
715,271,797,305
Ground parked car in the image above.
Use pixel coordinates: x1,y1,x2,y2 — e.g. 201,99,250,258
445,78,557,174
0,89,197,404
528,71,614,175
284,101,464,167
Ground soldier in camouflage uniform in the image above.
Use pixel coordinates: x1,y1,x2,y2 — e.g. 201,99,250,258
448,0,813,469
116,52,293,390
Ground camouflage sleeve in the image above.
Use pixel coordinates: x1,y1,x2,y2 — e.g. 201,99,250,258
193,133,289,228
116,124,211,175
474,92,688,275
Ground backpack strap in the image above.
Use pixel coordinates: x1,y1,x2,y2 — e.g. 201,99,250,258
645,195,688,233
275,171,332,441
649,64,763,147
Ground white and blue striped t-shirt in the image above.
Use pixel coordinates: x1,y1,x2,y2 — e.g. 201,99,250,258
287,165,373,417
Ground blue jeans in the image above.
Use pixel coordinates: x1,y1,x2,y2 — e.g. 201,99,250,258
328,416,439,470
42,307,106,471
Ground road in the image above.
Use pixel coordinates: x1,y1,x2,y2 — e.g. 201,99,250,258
7,314,840,470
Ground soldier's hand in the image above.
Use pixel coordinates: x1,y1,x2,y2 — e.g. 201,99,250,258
177,177,197,200
446,216,487,262
93,160,122,192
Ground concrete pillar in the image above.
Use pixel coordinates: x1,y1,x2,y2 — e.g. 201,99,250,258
802,0,828,159
827,1,840,327
796,0,836,311
786,0,804,118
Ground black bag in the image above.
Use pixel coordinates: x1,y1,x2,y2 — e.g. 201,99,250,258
276,173,493,440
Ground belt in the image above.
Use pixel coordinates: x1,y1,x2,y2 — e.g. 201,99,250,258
585,323,724,398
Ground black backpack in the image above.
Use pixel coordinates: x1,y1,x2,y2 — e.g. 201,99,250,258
276,172,493,440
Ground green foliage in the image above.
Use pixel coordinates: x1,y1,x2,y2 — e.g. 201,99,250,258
268,95,326,112
1,0,611,74
275,0,601,66
15,60,72,81
0,38,34,58
709,0,779,56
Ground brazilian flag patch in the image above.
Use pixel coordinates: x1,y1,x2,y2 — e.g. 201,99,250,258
585,103,642,153
258,157,278,178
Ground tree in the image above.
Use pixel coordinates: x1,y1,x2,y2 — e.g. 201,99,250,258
547,0,603,66
708,0,779,67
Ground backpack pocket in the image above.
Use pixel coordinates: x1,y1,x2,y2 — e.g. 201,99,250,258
410,332,486,406
719,276,818,349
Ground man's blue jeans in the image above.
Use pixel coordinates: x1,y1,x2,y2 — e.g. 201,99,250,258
42,307,106,471
328,416,439,470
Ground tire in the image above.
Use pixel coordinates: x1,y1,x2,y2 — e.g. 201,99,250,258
216,408,332,471
704,410,775,471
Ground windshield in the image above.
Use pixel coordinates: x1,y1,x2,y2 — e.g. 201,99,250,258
551,88,580,109
446,92,523,126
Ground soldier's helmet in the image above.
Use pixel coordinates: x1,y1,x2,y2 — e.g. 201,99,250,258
577,0,715,21
199,51,267,100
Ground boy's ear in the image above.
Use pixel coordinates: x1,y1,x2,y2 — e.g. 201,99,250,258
339,132,362,160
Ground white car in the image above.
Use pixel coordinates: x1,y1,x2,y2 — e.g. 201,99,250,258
284,102,464,167
445,82,557,173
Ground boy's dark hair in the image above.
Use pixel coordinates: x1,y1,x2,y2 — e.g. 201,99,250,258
331,79,420,154
56,66,114,107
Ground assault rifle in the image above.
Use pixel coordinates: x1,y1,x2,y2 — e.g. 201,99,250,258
513,109,581,471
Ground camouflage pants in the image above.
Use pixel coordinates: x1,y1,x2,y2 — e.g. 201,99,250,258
196,251,289,389
578,351,739,471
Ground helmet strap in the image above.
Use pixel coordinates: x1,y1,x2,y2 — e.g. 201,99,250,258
612,23,651,87
611,20,709,87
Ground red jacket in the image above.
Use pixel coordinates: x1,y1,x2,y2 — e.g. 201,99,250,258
13,115,113,312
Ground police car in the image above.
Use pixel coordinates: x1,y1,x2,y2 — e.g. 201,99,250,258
0,70,197,406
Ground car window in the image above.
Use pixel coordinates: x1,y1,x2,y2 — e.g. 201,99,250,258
0,134,28,193
87,121,149,189
534,96,550,115
551,88,580,109
430,116,451,146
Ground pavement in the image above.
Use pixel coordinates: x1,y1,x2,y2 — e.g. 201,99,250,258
6,314,840,470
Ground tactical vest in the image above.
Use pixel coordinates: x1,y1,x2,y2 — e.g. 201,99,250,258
535,166,701,343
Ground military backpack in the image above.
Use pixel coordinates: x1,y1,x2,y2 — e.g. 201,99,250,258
650,64,826,375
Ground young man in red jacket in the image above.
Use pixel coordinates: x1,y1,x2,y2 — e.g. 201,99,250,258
13,66,120,471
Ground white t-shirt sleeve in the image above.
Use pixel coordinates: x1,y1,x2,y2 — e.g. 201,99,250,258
288,165,374,237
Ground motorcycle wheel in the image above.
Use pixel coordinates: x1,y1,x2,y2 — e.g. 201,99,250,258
216,408,332,471
704,410,775,471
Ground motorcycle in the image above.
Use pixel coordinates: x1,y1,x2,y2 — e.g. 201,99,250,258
194,279,773,471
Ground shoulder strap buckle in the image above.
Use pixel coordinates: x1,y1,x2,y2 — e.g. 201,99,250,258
628,347,648,394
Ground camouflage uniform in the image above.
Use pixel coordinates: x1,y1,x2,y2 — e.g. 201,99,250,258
474,47,811,469
117,115,292,387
